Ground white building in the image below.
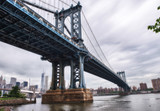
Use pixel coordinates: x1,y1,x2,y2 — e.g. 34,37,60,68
41,73,45,92
45,76,48,91
10,77,17,86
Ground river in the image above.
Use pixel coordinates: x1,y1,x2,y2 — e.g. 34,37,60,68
13,93,160,111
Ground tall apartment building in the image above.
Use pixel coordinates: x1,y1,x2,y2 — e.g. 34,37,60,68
140,83,147,91
152,78,160,91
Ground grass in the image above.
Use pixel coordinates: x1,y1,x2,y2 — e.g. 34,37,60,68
0,97,17,100
0,108,4,111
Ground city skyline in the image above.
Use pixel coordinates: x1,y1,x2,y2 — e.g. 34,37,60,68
0,0,160,89
0,74,159,91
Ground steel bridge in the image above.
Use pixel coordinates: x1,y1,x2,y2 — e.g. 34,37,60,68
0,0,130,91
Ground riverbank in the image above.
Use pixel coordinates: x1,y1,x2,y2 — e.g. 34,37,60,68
0,106,13,111
93,91,160,96
0,98,36,106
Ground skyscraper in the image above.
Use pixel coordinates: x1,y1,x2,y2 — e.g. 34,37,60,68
0,75,3,88
41,72,45,92
45,76,48,91
10,77,16,86
0,75,2,84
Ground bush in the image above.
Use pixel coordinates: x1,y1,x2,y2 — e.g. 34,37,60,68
8,86,25,98
3,93,8,97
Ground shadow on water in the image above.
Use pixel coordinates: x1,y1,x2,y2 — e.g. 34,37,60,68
47,102,93,111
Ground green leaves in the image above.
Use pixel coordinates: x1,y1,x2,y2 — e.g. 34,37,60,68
148,6,160,33
8,86,25,98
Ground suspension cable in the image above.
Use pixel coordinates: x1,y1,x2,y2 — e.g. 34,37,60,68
81,10,113,70
82,26,103,62
33,0,113,70
72,0,113,70
60,0,113,70
56,0,113,68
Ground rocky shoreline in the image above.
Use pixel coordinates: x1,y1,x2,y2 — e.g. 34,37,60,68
0,106,13,111
0,98,36,106
0,98,36,111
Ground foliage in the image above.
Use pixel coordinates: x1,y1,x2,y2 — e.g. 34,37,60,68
0,108,4,111
0,97,16,100
148,6,160,33
146,88,153,91
8,86,25,98
3,93,8,97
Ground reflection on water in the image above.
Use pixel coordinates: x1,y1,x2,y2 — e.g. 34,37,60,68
47,102,93,111
13,94,160,111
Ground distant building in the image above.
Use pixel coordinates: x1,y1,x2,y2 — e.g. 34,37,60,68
119,87,123,92
41,73,45,92
23,81,28,87
0,75,3,85
3,79,6,86
35,85,38,89
6,84,13,89
16,82,20,87
152,78,160,91
0,75,6,88
132,86,137,91
90,89,97,96
140,83,147,91
10,77,16,86
29,85,38,91
45,76,48,91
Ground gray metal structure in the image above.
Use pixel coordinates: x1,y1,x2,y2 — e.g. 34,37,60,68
0,0,130,91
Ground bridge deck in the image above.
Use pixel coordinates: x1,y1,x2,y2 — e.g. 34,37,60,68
0,0,130,90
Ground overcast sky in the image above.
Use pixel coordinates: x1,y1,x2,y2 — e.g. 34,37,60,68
0,0,160,89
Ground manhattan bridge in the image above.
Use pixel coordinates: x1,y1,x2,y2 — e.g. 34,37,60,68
0,0,130,100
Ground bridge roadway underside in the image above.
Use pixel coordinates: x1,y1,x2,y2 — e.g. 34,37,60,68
0,0,130,91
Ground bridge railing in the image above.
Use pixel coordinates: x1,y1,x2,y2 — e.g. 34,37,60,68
9,0,81,48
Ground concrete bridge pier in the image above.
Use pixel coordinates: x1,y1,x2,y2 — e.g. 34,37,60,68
42,55,93,104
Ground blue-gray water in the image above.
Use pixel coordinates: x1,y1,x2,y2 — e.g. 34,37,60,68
13,93,160,111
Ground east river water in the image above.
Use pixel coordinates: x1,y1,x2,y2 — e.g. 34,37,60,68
13,93,160,111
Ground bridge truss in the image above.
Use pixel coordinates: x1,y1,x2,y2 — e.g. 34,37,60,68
0,0,130,91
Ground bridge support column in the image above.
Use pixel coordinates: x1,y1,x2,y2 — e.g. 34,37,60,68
79,54,86,88
42,55,93,104
69,54,86,89
59,61,65,89
70,60,76,88
50,61,65,90
50,62,56,90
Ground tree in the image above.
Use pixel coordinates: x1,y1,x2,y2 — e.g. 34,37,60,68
8,86,25,98
148,6,160,33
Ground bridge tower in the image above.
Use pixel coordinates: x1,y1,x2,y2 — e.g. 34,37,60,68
117,71,129,92
42,2,93,103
